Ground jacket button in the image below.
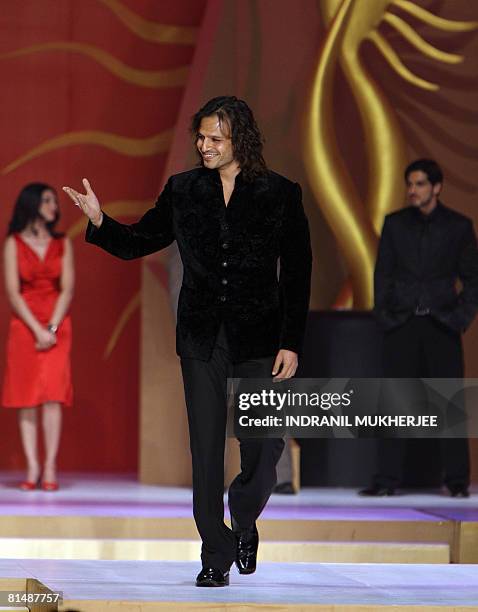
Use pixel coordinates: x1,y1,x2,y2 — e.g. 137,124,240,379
220,295,226,302
221,223,229,231
222,261,228,268
221,278,228,285
222,242,229,249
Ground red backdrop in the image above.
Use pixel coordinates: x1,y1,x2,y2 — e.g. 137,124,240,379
0,0,205,471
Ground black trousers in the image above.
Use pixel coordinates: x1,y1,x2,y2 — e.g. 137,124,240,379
180,324,285,571
374,316,469,489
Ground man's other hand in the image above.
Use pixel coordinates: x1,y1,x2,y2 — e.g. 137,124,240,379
272,349,298,381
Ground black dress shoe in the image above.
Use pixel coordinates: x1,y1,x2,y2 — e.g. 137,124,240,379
232,519,259,575
448,485,470,498
273,481,296,495
358,485,395,497
195,567,229,587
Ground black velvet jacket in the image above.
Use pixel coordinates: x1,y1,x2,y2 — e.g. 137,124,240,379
374,203,478,333
86,167,312,362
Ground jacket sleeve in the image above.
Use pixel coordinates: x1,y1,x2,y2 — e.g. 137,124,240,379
279,182,312,353
452,219,478,331
85,179,174,260
374,215,401,329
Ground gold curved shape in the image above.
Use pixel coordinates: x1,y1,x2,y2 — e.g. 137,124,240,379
103,291,140,359
0,43,189,88
2,130,172,175
383,13,463,64
304,0,378,308
331,0,409,235
392,0,478,32
67,200,154,239
367,31,439,91
97,0,197,44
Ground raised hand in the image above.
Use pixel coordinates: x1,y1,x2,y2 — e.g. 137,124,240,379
63,178,103,226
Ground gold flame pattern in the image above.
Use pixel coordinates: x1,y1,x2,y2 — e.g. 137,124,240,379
2,130,173,175
103,292,141,359
97,0,197,44
0,43,188,89
304,0,478,309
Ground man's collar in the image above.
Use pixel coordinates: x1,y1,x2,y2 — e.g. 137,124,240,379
201,167,245,187
413,201,443,222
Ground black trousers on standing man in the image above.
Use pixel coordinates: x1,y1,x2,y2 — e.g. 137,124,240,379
374,316,469,490
181,324,285,572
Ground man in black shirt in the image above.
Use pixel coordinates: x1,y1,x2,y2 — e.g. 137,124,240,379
360,159,478,498
63,96,312,585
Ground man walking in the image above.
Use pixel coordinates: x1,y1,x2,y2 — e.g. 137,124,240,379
63,96,312,585
360,159,478,498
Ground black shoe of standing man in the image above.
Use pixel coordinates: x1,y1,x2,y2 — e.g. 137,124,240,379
448,485,470,498
232,517,259,574
273,481,296,495
195,567,230,587
358,485,395,497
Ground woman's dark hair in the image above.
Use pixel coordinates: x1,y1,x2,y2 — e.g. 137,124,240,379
404,159,443,186
7,182,61,236
190,96,267,181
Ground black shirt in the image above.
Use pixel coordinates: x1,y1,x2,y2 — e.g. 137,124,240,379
374,202,478,333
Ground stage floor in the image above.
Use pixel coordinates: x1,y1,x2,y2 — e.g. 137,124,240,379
1,558,478,608
0,471,476,520
0,473,477,609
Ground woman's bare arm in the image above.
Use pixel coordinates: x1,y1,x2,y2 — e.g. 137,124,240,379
48,237,75,328
3,236,56,349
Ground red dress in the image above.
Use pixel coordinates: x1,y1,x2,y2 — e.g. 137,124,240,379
2,234,73,408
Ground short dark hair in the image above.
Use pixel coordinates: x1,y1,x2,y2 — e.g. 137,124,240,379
7,182,61,236
404,159,443,186
190,96,267,181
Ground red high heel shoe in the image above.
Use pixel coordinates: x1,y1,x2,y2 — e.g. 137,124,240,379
19,480,38,491
41,480,59,491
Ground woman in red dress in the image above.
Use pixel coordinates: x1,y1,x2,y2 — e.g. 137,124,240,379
2,183,74,491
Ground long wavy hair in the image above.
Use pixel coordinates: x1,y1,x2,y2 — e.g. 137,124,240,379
190,96,267,181
7,183,61,236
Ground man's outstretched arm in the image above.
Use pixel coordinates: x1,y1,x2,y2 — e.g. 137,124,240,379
64,178,175,260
